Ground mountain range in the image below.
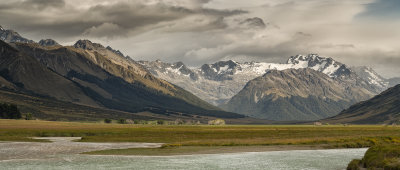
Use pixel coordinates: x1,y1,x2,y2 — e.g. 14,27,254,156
140,54,398,121
0,25,398,123
0,26,243,121
140,54,391,104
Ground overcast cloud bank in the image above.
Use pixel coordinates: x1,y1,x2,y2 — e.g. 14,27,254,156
0,0,399,78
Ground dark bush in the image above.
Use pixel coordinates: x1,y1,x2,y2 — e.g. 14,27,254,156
104,118,112,123
118,119,126,124
25,113,33,120
157,120,165,125
0,103,22,119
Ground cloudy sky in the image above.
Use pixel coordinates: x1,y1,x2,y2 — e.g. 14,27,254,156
0,0,399,78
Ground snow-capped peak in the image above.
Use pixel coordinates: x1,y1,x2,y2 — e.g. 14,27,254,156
351,66,389,89
286,54,349,77
287,54,325,64
0,26,35,43
195,54,351,81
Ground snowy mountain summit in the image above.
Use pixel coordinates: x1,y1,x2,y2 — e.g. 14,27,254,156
351,66,389,89
0,26,35,43
195,54,354,83
287,54,351,78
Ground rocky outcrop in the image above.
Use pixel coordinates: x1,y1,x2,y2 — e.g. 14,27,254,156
38,39,60,46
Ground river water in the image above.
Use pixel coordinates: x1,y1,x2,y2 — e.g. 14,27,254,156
0,138,367,170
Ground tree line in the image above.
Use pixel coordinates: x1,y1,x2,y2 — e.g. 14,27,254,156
0,103,22,119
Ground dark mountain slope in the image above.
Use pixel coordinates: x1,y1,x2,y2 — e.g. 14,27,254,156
0,40,98,106
13,41,241,118
0,88,153,121
324,84,400,124
70,40,218,110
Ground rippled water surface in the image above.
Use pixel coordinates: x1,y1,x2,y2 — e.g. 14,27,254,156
0,143,366,170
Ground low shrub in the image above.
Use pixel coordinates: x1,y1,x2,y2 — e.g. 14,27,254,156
0,103,21,119
25,113,33,120
118,119,126,124
104,118,112,123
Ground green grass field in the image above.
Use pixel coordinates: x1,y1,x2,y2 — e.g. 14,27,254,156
0,119,400,155
2,119,400,155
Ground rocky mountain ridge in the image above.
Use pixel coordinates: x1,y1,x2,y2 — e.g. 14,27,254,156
0,36,241,119
140,54,391,105
0,26,35,43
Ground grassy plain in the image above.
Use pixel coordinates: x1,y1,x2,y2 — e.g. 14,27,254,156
2,119,400,155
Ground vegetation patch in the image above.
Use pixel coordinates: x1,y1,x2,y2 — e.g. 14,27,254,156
347,144,400,170
0,103,21,119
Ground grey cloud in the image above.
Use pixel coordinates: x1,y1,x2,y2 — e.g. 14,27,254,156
179,31,309,65
332,50,400,78
0,0,246,40
199,8,247,16
86,2,191,28
0,0,65,10
239,17,266,29
183,16,228,32
83,23,126,39
22,0,65,9
295,32,312,37
0,0,398,78
318,44,355,49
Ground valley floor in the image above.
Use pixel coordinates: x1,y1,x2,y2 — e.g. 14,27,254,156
1,119,400,156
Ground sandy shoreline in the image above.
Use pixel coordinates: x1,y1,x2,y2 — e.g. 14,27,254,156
0,137,163,160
